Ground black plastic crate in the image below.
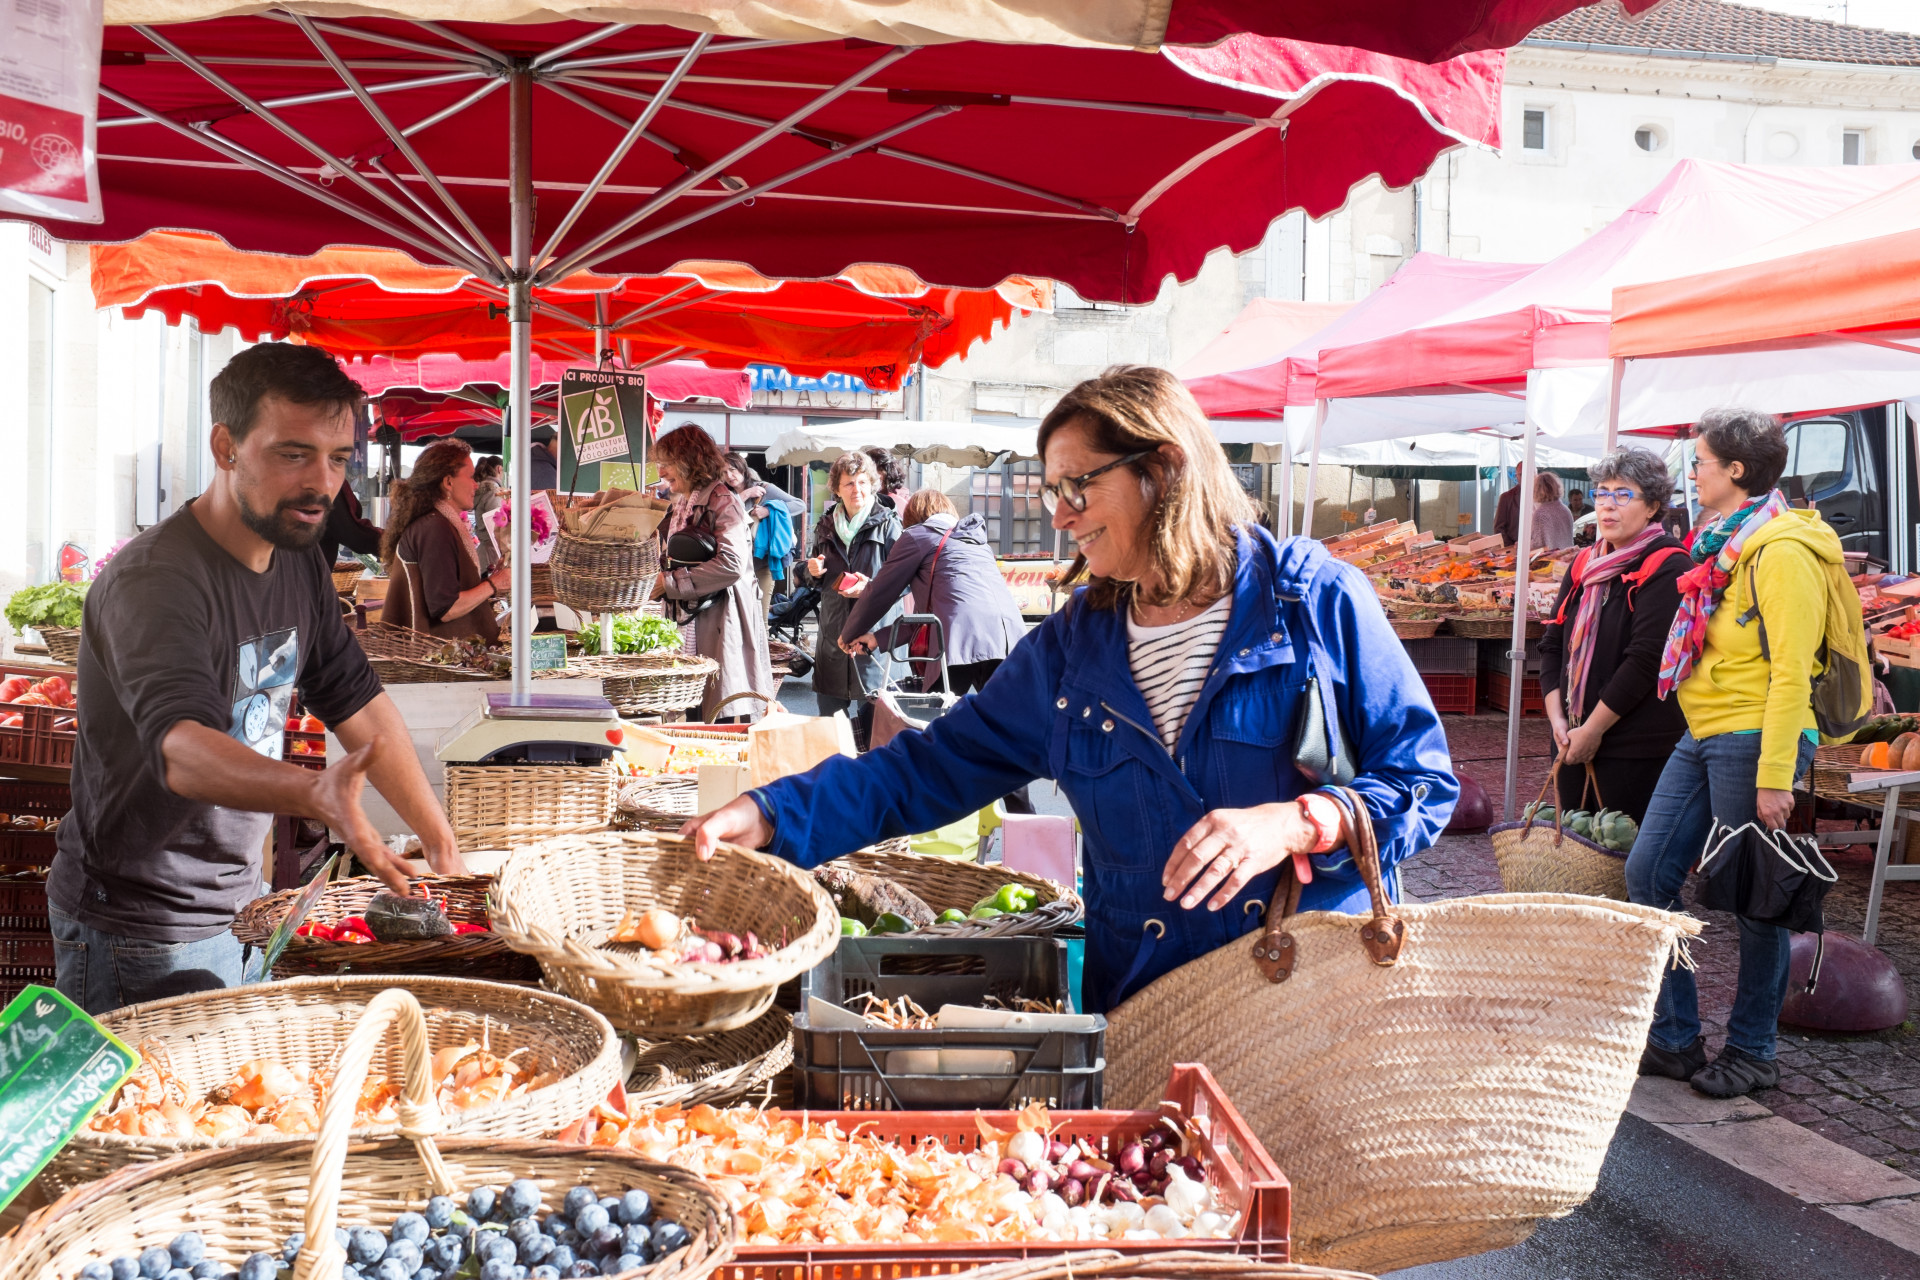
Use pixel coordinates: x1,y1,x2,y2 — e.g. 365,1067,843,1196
794,936,1105,1111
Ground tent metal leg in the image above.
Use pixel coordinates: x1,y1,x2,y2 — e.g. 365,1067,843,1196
509,62,534,698
1503,420,1539,821
1300,399,1327,540
1602,356,1624,452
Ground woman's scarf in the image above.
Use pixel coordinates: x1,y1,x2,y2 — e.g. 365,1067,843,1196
1564,524,1665,724
435,498,481,576
1657,489,1790,697
834,495,874,549
666,481,726,538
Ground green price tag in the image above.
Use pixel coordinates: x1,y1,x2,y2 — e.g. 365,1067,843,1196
530,632,569,671
0,986,141,1211
261,847,339,973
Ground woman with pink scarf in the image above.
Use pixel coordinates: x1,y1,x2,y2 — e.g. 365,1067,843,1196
1536,448,1688,821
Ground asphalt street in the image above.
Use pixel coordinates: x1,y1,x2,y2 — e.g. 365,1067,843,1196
1387,1114,1915,1279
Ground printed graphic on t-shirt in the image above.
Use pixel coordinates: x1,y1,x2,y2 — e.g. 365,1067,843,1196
229,627,298,760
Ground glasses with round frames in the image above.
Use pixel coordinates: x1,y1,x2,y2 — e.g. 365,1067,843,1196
1041,450,1150,513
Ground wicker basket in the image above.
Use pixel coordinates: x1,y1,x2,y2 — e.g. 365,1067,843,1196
1444,613,1543,640
956,1251,1375,1280
552,532,662,614
489,831,839,1036
49,975,624,1191
445,764,617,854
332,564,364,594
1811,743,1873,808
625,1007,794,1110
1488,765,1630,900
8,990,732,1280
37,625,81,665
615,775,702,830
353,623,495,685
554,653,718,714
827,846,1083,938
1389,618,1443,640
231,875,539,980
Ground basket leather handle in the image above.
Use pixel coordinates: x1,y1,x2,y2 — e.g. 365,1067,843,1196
293,989,455,1280
1527,758,1604,845
1251,786,1405,982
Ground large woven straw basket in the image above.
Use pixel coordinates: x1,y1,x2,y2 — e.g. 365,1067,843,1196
1488,763,1630,900
3,990,732,1280
36,625,82,665
956,1250,1375,1280
445,763,616,854
623,1007,794,1110
829,846,1083,938
489,831,838,1036
231,875,540,980
551,531,662,613
558,653,719,714
331,564,364,594
1105,787,1700,1275
353,623,493,686
49,975,624,1191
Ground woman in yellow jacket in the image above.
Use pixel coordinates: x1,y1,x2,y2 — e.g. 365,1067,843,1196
1628,408,1838,1100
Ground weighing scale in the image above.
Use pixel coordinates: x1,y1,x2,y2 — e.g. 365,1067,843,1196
436,692,627,765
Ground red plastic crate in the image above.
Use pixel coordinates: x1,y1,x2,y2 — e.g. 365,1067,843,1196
0,934,54,967
1420,671,1477,716
1485,669,1548,716
0,780,70,815
0,877,48,930
285,729,327,771
711,1064,1289,1280
0,701,75,770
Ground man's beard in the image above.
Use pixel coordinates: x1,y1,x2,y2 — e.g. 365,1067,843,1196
237,488,332,550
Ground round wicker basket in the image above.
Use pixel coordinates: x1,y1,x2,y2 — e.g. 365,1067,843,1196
9,990,731,1280
331,564,364,595
1389,618,1443,640
232,875,539,980
36,625,82,665
49,976,623,1191
954,1250,1375,1280
489,831,839,1035
557,652,718,714
827,846,1083,938
1444,613,1543,640
444,764,618,854
552,532,662,613
353,623,495,685
625,1007,794,1110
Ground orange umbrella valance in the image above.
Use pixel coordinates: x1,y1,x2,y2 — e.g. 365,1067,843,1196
91,231,1047,389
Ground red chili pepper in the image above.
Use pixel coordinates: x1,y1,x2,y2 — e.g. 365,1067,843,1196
295,921,336,941
334,915,376,940
452,922,490,935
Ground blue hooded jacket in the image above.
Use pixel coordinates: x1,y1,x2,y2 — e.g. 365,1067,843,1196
750,524,1458,1011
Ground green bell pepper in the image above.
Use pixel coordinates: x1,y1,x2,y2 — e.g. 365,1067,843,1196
935,908,968,925
974,884,1039,916
839,917,868,936
870,912,917,935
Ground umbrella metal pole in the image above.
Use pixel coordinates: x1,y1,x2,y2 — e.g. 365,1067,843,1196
1502,420,1539,821
508,63,533,698
1277,436,1293,538
1299,399,1327,540
595,292,615,657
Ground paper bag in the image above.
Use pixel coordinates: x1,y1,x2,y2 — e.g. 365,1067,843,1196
748,711,856,788
697,762,752,814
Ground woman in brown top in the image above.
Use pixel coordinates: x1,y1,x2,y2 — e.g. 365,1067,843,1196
380,439,508,642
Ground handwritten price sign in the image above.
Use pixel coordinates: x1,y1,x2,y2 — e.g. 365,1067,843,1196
0,986,140,1209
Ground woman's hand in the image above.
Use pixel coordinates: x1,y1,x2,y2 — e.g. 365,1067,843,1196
1756,787,1795,831
1563,720,1603,765
840,633,878,656
487,564,510,594
806,555,827,578
1543,690,1570,755
1162,802,1316,911
680,795,772,860
837,572,869,598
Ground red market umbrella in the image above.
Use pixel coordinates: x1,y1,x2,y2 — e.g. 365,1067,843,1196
355,355,751,409
93,231,1045,388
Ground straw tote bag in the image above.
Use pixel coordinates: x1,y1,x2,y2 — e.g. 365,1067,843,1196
1105,787,1700,1275
1488,761,1631,901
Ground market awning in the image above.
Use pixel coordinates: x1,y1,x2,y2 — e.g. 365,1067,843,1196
768,420,1037,468
348,354,752,408
100,1,1647,63
92,232,1039,388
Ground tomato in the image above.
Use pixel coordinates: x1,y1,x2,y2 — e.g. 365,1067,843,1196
13,692,51,707
300,714,326,734
0,678,31,703
0,714,20,728
286,716,302,731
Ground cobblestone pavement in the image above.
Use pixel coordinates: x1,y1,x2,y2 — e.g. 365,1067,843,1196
1406,713,1920,1171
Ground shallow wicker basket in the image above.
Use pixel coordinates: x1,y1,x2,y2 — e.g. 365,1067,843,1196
556,652,718,714
489,831,839,1036
625,1007,794,1110
232,875,538,980
9,990,732,1280
445,763,617,854
552,532,662,614
1811,742,1874,808
48,975,623,1191
332,563,364,594
1389,618,1443,640
828,846,1083,938
952,1250,1375,1280
354,623,495,685
36,625,81,665
1444,613,1543,640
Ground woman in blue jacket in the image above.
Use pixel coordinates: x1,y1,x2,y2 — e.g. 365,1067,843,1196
688,367,1456,1012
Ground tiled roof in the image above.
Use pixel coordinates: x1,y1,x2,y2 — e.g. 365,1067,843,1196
1529,0,1920,68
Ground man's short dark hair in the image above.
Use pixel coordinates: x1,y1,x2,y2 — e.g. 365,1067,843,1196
209,343,363,442
1694,407,1788,495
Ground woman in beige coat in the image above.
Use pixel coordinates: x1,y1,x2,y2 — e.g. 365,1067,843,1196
651,425,773,722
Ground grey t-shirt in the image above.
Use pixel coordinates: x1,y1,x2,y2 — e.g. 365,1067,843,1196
49,503,383,941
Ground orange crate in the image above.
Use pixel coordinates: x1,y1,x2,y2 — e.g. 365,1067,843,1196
1486,668,1547,716
712,1064,1289,1279
1420,671,1477,716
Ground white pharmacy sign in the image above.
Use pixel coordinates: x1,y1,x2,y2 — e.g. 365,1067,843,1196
0,0,103,222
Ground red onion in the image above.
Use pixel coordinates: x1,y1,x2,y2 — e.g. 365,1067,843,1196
997,1158,1027,1183
1140,1130,1168,1153
1174,1156,1203,1180
1149,1149,1172,1175
1059,1178,1086,1208
1131,1169,1156,1191
1067,1160,1103,1184
1024,1169,1053,1196
1048,1140,1071,1164
1107,1178,1139,1203
1116,1143,1146,1176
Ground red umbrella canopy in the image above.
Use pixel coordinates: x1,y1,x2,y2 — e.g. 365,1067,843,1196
36,17,1507,303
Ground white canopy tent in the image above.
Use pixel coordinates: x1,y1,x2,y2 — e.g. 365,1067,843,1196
768,419,1038,468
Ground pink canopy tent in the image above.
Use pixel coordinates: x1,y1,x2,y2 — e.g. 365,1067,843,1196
14,9,1511,691
1177,299,1353,418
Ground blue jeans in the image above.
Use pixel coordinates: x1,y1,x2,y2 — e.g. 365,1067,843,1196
49,905,258,1016
1625,731,1817,1061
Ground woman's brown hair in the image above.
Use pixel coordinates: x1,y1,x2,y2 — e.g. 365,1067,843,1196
1037,366,1257,612
827,450,879,494
653,423,726,491
902,488,957,528
379,438,473,564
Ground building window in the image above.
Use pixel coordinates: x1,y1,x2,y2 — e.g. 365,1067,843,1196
1844,130,1865,165
969,459,1049,555
1522,109,1547,151
1634,125,1667,153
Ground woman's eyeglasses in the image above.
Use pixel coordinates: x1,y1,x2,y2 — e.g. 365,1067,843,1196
1590,487,1642,507
1041,451,1149,513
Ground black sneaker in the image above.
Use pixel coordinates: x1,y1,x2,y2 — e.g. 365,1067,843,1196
1639,1035,1708,1081
1691,1044,1780,1099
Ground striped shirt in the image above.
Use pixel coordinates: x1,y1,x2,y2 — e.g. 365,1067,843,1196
1126,595,1233,751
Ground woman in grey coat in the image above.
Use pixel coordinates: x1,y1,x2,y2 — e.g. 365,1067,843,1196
652,425,773,723
805,450,901,718
840,489,1026,695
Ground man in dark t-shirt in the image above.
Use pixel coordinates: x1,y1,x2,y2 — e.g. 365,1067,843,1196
50,344,465,1015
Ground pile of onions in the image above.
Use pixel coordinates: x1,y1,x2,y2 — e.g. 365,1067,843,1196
992,1116,1229,1242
